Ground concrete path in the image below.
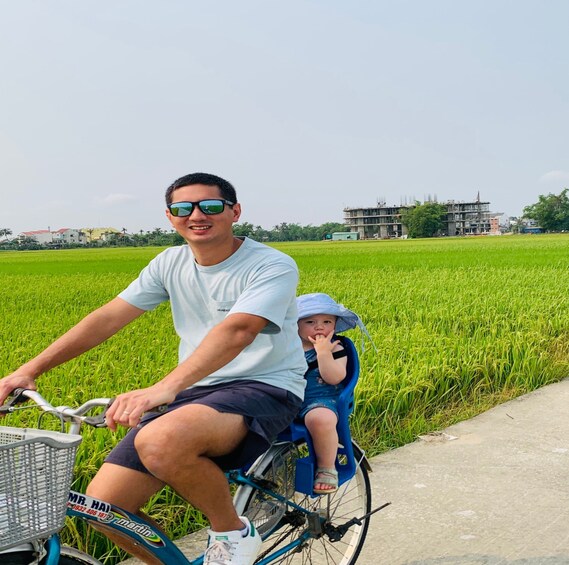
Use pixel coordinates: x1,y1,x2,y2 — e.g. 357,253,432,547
361,378,569,564
122,379,569,564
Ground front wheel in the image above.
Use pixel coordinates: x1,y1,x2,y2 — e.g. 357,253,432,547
0,546,102,565
0,552,37,565
42,546,103,564
234,440,372,564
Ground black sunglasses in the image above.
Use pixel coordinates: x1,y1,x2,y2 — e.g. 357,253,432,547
167,199,235,217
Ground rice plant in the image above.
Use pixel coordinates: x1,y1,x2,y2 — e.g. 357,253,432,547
1,234,569,562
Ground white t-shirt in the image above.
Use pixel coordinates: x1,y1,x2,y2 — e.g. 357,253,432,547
118,237,307,398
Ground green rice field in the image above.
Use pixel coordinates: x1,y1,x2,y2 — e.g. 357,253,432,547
2,234,569,561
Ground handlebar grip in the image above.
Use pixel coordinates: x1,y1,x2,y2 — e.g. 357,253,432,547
82,397,114,428
82,401,167,428
0,388,32,414
83,414,108,427
9,388,30,404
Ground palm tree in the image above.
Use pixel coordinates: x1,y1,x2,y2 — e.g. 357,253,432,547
0,228,13,240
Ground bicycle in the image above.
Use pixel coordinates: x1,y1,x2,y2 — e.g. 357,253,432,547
0,384,388,564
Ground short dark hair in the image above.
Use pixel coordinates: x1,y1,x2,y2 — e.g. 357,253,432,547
165,173,237,205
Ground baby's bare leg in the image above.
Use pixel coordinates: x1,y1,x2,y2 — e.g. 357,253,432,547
305,407,339,491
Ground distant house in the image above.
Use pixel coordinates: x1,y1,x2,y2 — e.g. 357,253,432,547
488,213,512,235
517,218,542,234
81,227,120,242
19,228,88,246
499,214,511,231
52,228,87,245
332,232,359,241
19,230,53,245
489,214,508,235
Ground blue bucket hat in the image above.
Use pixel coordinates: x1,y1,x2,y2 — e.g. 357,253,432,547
296,293,376,351
296,293,360,333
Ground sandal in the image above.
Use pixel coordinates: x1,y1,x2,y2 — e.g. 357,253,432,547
313,468,338,494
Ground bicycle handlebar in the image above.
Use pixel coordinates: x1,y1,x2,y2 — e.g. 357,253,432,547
0,388,113,429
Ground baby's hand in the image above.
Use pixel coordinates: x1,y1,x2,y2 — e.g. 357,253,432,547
309,333,340,354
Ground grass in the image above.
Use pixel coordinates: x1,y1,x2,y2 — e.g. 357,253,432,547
2,234,569,561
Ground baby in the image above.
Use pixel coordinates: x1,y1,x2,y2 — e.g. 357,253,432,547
296,293,363,494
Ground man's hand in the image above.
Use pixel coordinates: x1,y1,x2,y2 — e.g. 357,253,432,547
104,384,178,430
105,312,270,430
0,298,145,412
0,373,37,409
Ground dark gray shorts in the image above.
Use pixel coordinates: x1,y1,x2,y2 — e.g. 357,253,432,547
105,380,302,473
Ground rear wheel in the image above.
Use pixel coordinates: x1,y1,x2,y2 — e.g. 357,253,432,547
234,441,371,564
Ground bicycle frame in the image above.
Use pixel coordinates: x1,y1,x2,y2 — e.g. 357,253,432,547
1,387,377,565
57,467,316,565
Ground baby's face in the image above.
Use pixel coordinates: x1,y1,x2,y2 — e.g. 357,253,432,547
298,314,337,342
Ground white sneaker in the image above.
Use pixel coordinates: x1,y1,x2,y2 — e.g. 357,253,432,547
204,517,262,565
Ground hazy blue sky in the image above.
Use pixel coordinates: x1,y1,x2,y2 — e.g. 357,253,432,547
1,1,568,236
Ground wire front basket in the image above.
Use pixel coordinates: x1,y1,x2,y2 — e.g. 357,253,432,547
0,426,82,551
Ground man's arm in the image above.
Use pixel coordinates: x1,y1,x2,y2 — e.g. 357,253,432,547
0,297,146,403
105,312,269,428
160,312,269,390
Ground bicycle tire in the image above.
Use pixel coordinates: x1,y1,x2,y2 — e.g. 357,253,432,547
0,551,36,565
41,546,103,565
0,547,101,565
234,440,371,564
42,558,100,565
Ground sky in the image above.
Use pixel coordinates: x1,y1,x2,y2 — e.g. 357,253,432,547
1,1,568,236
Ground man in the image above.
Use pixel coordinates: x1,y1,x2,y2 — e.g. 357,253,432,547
0,172,307,565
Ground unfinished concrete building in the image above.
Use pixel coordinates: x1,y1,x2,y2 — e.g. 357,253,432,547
344,199,492,239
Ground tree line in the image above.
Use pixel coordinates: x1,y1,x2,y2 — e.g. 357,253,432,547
522,188,569,232
3,188,568,248
0,222,346,250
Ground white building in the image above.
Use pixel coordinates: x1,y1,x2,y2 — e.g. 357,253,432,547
52,228,87,245
20,230,53,244
19,228,87,245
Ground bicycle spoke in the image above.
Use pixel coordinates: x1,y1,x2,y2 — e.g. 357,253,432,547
235,440,372,565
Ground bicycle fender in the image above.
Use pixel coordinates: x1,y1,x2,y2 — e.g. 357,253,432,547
66,491,193,564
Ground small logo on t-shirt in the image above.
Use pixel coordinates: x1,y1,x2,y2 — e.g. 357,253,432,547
217,308,231,312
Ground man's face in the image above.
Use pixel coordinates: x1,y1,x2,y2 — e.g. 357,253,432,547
298,314,337,343
165,184,241,244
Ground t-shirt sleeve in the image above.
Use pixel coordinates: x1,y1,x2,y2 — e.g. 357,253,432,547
229,259,299,334
118,255,170,310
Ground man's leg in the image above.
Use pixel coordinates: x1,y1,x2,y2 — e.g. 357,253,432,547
134,403,249,532
86,463,167,563
87,463,164,511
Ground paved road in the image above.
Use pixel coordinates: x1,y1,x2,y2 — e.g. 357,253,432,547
123,379,569,564
361,378,569,564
